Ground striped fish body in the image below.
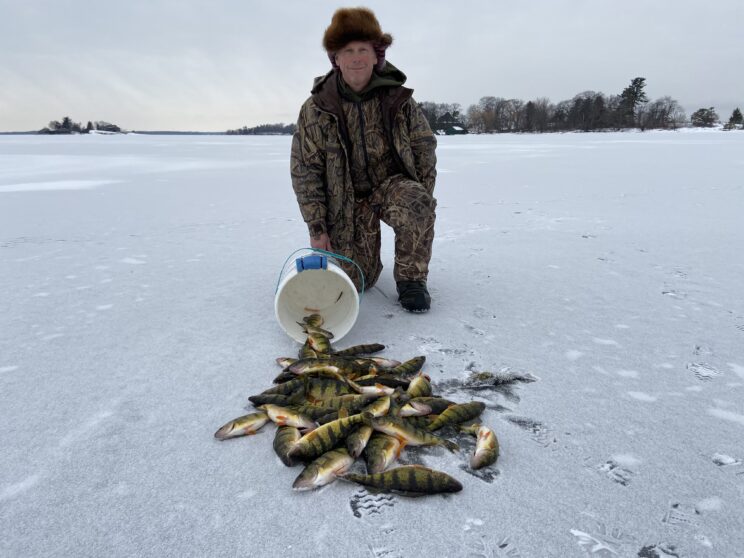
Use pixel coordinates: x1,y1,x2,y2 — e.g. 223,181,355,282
298,340,318,360
305,377,354,400
260,404,316,430
247,392,304,407
409,397,456,415
333,343,385,356
259,377,305,396
406,374,432,398
292,448,354,491
214,412,270,440
343,465,462,495
355,375,411,390
399,400,433,417
458,423,480,435
302,313,324,327
365,357,401,368
388,389,411,415
306,393,377,411
303,369,350,384
299,324,334,339
290,404,337,421
391,356,426,376
275,357,298,368
364,432,401,474
273,369,302,384
346,425,374,458
273,426,301,466
316,411,340,425
471,426,499,469
371,416,459,452
362,395,391,418
349,359,385,376
428,402,486,431
403,415,437,429
288,358,361,377
307,333,332,354
289,412,373,462
346,378,395,396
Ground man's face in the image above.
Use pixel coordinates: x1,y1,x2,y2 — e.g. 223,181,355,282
334,40,377,93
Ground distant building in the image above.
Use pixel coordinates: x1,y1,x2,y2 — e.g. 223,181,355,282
435,112,468,135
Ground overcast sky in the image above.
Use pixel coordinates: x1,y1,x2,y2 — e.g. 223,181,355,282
1,0,742,131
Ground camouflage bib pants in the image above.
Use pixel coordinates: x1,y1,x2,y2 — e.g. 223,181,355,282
341,173,436,292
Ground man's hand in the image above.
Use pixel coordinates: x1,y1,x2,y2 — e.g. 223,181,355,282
310,233,332,252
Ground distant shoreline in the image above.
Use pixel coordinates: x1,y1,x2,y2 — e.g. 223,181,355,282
0,128,732,136
0,131,233,136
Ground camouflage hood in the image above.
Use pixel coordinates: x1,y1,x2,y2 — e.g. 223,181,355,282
310,61,407,100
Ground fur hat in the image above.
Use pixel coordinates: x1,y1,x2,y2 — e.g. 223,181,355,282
323,7,393,71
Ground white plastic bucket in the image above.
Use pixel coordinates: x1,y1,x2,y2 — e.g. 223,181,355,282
274,251,360,343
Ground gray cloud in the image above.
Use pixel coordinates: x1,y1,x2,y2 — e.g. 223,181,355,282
1,0,741,131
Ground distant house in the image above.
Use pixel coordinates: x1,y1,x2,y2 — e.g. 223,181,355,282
435,112,468,135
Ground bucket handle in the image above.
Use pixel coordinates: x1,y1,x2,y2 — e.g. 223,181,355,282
275,248,365,298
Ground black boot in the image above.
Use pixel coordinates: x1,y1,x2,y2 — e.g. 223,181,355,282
396,280,431,312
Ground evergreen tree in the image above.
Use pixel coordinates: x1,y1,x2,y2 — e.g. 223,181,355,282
616,77,648,128
729,108,743,126
691,107,719,127
523,101,536,132
590,95,608,129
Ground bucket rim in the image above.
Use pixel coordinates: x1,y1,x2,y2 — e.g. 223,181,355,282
274,262,360,343
275,248,365,297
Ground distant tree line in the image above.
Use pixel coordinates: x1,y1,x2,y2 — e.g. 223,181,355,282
722,107,743,130
227,123,297,135
688,106,744,129
39,116,121,134
33,87,743,136
419,78,743,133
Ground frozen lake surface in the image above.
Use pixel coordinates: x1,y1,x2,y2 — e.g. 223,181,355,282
1,131,743,557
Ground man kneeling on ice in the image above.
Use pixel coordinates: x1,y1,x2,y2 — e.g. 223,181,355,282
290,7,438,312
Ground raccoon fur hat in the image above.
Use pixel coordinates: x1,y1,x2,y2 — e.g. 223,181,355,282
323,7,393,71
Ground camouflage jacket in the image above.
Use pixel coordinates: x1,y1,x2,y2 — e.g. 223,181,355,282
290,68,437,258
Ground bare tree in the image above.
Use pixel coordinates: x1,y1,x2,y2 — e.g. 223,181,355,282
465,104,485,133
551,100,572,131
640,97,686,129
531,98,552,132
503,99,524,132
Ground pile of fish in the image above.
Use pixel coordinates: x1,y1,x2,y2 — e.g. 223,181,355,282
214,314,500,496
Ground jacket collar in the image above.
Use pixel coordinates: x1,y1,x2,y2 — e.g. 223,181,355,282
311,65,412,118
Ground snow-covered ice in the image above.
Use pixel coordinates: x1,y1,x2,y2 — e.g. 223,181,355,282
1,131,743,557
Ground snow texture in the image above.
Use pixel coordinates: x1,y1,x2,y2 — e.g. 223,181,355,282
1,131,743,557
